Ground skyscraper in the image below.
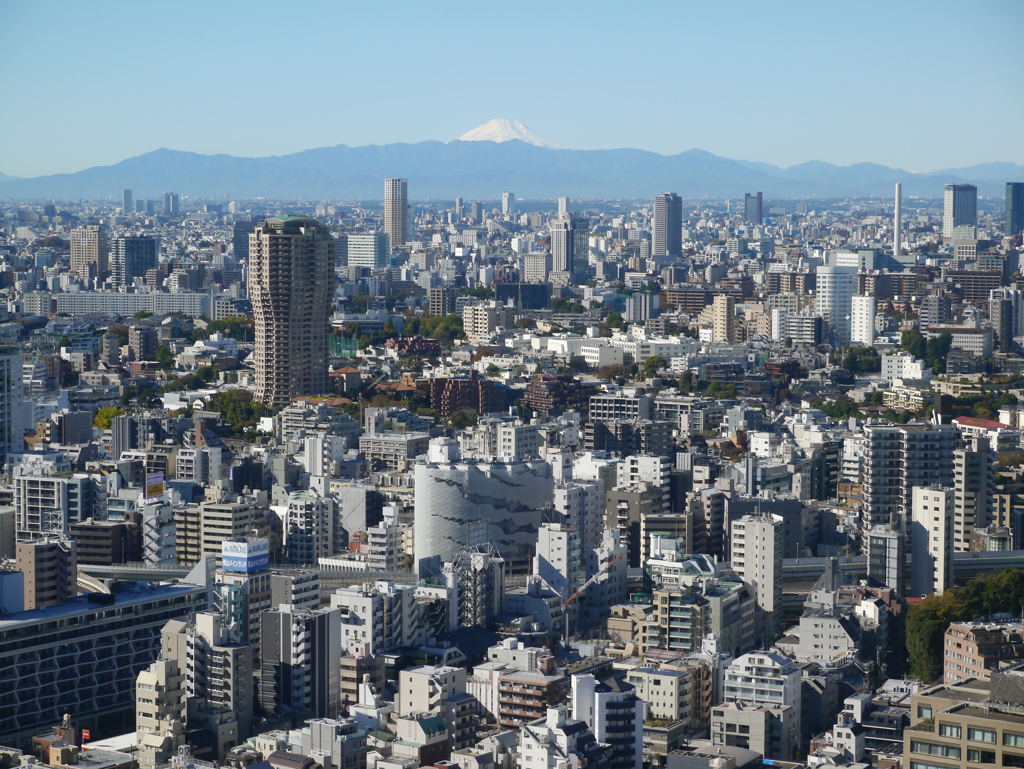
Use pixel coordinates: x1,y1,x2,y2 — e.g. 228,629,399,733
744,192,763,224
1006,182,1024,236
249,216,334,406
550,214,589,284
943,183,977,239
69,224,109,278
111,235,159,287
652,192,682,257
122,188,133,215
815,265,858,344
730,513,783,644
162,192,179,215
384,178,408,250
502,191,516,217
557,196,570,217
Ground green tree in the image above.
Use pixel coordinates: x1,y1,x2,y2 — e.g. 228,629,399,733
133,311,153,319
606,312,625,329
643,356,667,376
901,329,927,360
449,409,478,429
155,345,175,367
94,406,124,430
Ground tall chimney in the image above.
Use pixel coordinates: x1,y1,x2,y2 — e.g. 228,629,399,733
894,181,902,258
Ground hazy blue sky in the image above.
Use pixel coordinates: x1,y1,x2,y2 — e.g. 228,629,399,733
2,0,1021,178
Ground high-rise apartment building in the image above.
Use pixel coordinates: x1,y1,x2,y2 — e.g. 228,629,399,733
730,514,783,644
652,192,683,257
17,536,77,610
260,604,342,719
712,294,739,342
850,294,876,346
943,183,978,239
1007,182,1024,236
384,178,408,250
861,423,958,533
816,265,858,344
744,192,763,224
249,216,334,406
70,224,109,278
990,288,1024,353
161,613,254,755
122,188,133,215
345,232,389,270
502,191,515,217
910,486,955,597
112,235,159,287
550,214,589,284
953,439,996,552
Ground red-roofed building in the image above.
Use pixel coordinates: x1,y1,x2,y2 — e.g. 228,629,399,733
953,415,1020,452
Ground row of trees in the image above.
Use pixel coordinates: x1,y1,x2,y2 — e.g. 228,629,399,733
901,329,953,373
907,569,1024,682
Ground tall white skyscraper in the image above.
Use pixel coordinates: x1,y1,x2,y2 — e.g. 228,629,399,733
384,178,408,250
943,183,977,239
652,192,682,257
850,294,876,347
557,196,570,217
910,486,954,597
501,191,515,217
816,265,858,344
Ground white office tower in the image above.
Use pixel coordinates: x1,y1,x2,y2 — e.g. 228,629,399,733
910,486,955,597
0,346,23,470
502,191,515,217
136,658,186,768
384,178,408,250
815,265,858,344
161,612,254,755
557,196,570,217
850,294,876,347
413,438,554,573
730,514,784,645
943,183,977,239
345,232,389,270
571,674,644,769
553,478,605,554
893,181,902,257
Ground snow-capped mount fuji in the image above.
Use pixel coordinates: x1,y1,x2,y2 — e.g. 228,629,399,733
456,119,563,149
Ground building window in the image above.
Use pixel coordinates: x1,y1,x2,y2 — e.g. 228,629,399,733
967,748,998,764
938,724,961,738
910,741,961,759
968,727,996,743
917,705,933,719
1007,733,1024,748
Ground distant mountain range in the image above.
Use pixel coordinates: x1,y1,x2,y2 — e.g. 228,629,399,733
1,136,1020,201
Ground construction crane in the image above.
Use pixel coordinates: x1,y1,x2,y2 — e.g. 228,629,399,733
559,551,625,651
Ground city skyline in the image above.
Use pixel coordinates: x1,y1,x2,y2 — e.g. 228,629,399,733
1,0,1022,178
